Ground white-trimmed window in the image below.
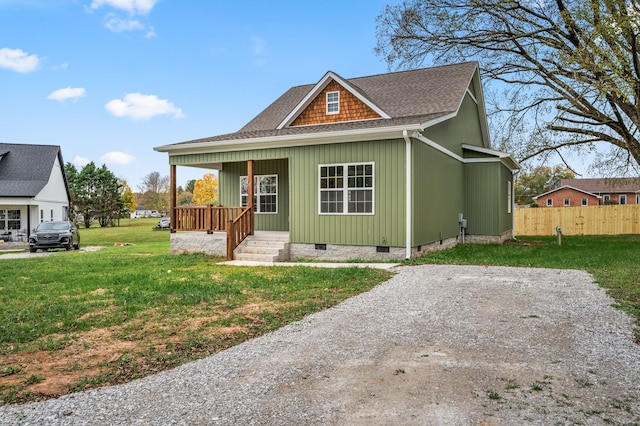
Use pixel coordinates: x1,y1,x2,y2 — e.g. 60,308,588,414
620,194,627,205
581,198,588,206
546,199,553,206
240,175,278,213
326,91,339,114
636,194,639,204
319,162,374,214
604,194,610,202
564,198,570,206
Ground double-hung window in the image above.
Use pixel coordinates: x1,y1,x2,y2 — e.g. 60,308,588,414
319,162,374,214
240,175,278,213
326,91,339,114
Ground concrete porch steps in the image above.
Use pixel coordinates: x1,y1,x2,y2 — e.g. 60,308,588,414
233,232,289,262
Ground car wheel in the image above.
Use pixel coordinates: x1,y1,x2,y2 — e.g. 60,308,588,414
29,247,36,253
73,241,80,250
66,242,72,251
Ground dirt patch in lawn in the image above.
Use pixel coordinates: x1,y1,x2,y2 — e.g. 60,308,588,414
0,301,283,405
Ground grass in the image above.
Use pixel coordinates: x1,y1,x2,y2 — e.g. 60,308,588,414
1,223,639,405
0,218,390,404
408,235,640,340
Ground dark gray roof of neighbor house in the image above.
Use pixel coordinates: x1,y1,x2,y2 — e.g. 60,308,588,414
168,62,480,146
0,143,68,198
560,178,640,194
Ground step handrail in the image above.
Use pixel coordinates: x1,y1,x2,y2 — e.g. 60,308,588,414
226,207,253,260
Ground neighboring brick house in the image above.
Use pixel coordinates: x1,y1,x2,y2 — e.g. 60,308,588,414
533,178,640,206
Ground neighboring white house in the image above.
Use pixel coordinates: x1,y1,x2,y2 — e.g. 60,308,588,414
0,143,71,242
130,205,161,218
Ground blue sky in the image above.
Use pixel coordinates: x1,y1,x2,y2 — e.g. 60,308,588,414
0,0,397,190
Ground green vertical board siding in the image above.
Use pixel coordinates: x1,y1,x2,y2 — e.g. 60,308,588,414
411,139,465,245
423,93,484,154
219,159,289,231
464,162,513,235
289,140,406,246
171,140,406,245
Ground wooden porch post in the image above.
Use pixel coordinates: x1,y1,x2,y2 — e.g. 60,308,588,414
247,159,255,235
170,164,176,232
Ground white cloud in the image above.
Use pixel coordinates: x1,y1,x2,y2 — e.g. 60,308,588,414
0,48,40,73
105,93,185,120
73,156,90,167
90,0,159,15
47,87,86,101
101,151,135,165
104,15,144,32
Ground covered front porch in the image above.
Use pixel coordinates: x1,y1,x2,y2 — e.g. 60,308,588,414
168,159,290,260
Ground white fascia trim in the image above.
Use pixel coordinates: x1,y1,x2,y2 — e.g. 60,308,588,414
466,87,478,104
413,133,521,171
412,132,465,162
276,71,391,129
462,143,521,170
419,112,457,129
532,185,601,200
154,124,424,155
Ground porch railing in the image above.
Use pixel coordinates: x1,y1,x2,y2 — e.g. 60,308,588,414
226,207,253,260
173,205,254,260
174,205,248,232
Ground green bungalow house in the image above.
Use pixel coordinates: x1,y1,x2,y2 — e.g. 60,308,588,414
154,62,520,261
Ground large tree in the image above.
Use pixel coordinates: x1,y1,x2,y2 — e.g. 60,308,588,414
376,0,640,174
192,173,219,206
65,162,124,228
138,171,170,211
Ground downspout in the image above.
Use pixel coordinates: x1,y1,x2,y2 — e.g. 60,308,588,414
403,130,412,259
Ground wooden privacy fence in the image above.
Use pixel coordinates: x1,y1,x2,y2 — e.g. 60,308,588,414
515,205,640,236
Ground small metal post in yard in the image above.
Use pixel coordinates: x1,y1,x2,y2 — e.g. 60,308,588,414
556,226,562,246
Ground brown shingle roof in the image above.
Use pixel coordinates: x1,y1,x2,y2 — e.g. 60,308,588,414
167,62,479,147
560,178,640,193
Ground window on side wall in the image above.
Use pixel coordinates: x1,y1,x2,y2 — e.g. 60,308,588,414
319,162,374,214
240,175,278,214
581,198,588,206
564,198,570,206
326,91,339,114
546,199,553,206
620,194,627,205
604,194,610,203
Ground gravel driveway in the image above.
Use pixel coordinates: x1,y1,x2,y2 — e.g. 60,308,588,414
1,265,639,425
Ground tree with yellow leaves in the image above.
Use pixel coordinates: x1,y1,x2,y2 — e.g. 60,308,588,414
192,173,219,205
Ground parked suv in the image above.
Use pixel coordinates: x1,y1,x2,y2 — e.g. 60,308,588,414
29,221,80,252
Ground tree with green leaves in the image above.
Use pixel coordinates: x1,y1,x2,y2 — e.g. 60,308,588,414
376,1,640,174
514,165,575,205
65,162,124,228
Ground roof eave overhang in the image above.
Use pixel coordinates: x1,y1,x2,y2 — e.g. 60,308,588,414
462,143,521,171
154,123,425,155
